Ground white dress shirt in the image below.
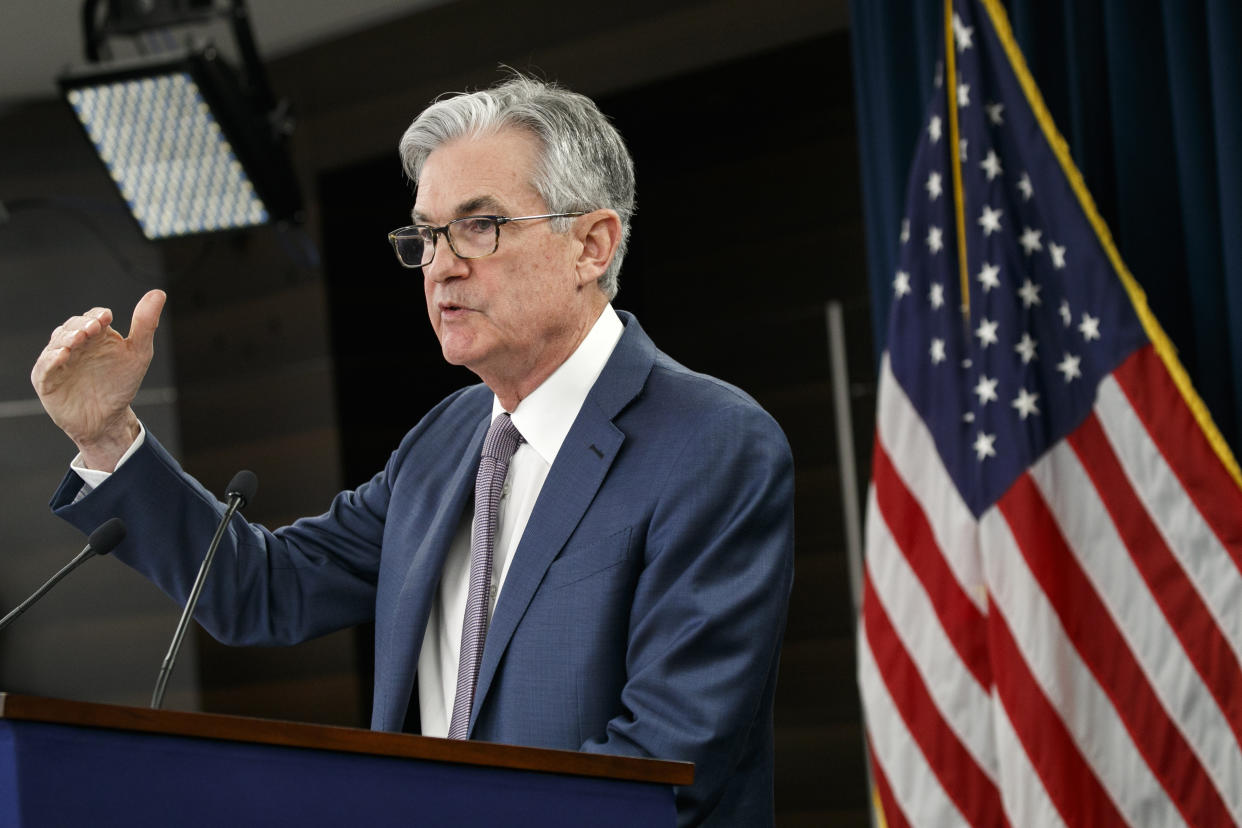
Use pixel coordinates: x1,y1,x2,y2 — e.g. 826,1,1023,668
417,304,623,736
70,304,625,737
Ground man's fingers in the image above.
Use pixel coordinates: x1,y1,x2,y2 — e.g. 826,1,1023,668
52,309,112,345
127,289,166,350
30,344,70,393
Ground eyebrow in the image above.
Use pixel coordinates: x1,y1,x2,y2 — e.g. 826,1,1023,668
412,195,508,224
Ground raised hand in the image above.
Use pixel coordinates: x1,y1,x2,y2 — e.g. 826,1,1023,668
31,289,167,471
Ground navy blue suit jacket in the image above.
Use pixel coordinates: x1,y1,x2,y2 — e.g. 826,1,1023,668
52,312,795,826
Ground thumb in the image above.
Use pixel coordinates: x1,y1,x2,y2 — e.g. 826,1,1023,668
127,289,167,351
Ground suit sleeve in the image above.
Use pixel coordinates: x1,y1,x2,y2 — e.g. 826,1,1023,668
50,430,390,646
579,397,796,825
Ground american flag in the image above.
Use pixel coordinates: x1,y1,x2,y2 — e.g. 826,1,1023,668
858,1,1242,825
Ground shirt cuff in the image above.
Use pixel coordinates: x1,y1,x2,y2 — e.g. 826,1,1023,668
70,421,148,495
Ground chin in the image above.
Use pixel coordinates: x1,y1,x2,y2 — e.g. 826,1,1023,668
438,336,481,368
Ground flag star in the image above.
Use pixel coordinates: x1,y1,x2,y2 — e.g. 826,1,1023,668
1017,172,1033,201
1060,299,1072,326
926,171,943,200
1015,332,1038,363
973,431,997,461
1057,352,1082,382
953,14,975,51
1012,388,1040,419
978,204,1003,236
1049,242,1067,269
958,83,971,108
1019,227,1043,255
1018,279,1042,307
974,374,999,404
960,138,969,162
975,317,1000,347
929,115,943,143
977,262,1001,292
1079,312,1101,341
985,102,1004,125
929,282,945,309
963,411,975,423
926,225,944,254
893,270,912,297
980,150,1003,181
930,338,947,364
901,218,910,244
935,62,944,88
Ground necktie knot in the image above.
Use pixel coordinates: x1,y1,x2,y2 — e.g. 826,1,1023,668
481,413,523,461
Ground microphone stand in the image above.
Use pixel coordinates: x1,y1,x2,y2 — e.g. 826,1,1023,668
0,518,127,632
151,471,256,710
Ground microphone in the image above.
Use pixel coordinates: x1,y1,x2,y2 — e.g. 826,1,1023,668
0,518,127,633
150,470,257,710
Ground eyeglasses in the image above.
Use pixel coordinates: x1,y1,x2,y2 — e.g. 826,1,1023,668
387,212,588,269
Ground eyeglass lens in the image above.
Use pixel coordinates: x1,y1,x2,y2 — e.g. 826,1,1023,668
394,217,499,267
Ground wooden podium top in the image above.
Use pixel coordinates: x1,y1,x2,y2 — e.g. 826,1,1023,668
0,692,693,786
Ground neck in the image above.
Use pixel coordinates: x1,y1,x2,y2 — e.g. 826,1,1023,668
486,302,607,411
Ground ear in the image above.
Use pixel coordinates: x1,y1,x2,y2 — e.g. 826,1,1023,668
573,210,623,288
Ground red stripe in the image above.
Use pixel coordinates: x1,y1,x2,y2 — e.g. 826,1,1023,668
1113,345,1242,570
872,436,991,688
1069,412,1242,768
863,573,1005,826
869,737,913,828
998,474,1235,827
988,606,1128,827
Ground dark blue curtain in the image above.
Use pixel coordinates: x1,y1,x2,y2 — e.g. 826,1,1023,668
851,0,1242,452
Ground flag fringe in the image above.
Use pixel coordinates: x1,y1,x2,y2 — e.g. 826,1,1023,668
944,0,971,319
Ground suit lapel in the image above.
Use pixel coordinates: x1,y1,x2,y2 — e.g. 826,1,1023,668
469,313,657,733
379,411,489,731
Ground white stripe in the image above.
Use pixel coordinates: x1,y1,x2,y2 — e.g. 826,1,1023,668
991,690,1067,828
979,503,1185,828
1031,439,1242,821
858,626,968,826
876,354,987,613
0,386,176,419
866,484,998,783
1095,376,1242,669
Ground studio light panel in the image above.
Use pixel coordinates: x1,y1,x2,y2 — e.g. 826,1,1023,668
66,72,269,240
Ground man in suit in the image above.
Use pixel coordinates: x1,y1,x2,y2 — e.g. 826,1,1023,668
30,75,794,826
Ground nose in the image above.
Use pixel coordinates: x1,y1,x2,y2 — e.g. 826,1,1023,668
423,231,468,283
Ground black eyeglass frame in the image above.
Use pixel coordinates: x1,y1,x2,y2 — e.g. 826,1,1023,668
387,211,589,269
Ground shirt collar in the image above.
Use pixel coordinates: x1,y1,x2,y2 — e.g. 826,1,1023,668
491,304,624,466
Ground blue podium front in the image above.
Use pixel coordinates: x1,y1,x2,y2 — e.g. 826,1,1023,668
0,694,689,828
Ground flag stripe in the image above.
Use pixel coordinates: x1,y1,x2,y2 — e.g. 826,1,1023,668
872,436,991,688
859,622,966,825
1104,355,1242,668
999,473,1228,827
1113,347,1242,566
990,691,1068,828
876,355,987,615
863,572,1005,825
1067,411,1242,816
866,485,997,778
869,737,914,828
981,499,1183,828
986,604,1130,828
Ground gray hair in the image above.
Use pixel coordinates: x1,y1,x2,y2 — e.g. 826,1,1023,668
398,74,635,299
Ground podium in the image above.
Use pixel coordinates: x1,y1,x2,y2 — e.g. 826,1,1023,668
0,693,692,827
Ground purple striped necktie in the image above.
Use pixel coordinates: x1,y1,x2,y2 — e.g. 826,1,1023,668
448,412,523,740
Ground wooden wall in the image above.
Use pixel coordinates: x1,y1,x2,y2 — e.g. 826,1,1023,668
0,100,199,710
